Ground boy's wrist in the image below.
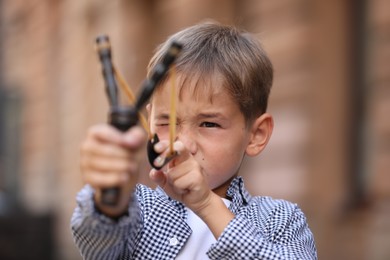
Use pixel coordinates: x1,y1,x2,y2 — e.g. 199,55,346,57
196,193,235,239
93,188,133,219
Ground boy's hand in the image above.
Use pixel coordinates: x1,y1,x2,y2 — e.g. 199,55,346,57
149,141,234,238
149,141,212,213
80,124,146,217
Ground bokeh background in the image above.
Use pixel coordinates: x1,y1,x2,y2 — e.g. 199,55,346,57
0,0,389,259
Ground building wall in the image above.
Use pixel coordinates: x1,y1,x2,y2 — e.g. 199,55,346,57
0,0,389,259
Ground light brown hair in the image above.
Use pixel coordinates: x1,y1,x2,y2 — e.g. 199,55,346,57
148,21,273,125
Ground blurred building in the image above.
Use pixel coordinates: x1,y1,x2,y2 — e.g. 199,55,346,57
0,0,389,259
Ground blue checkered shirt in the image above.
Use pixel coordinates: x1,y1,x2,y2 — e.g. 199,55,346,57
71,177,317,259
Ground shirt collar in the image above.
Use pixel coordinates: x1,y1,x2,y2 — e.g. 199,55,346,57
226,176,251,214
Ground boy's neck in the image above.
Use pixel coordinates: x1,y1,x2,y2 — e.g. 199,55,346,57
212,175,237,199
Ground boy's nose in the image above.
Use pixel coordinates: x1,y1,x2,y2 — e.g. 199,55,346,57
176,126,197,155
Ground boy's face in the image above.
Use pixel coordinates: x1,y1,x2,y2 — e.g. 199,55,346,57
148,75,252,196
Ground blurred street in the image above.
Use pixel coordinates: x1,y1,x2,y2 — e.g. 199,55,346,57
0,0,389,259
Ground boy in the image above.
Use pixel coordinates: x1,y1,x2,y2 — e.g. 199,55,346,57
71,22,317,259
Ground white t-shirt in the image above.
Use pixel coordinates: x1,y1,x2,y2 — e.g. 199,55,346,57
176,198,231,259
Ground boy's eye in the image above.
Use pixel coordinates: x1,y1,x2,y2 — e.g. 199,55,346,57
200,122,220,128
155,120,170,127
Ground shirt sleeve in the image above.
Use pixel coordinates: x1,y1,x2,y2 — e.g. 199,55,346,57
70,185,142,260
207,199,317,260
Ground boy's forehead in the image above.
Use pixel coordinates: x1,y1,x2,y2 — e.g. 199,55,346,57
156,71,228,103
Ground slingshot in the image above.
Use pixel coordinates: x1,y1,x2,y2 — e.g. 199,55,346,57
95,35,182,206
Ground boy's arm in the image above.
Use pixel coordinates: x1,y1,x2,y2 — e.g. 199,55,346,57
207,199,317,260
194,192,235,238
71,124,146,259
71,185,142,260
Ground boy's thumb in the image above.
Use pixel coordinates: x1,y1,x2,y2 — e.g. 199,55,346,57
149,169,166,187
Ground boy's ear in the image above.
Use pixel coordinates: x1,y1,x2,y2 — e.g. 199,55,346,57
246,113,274,157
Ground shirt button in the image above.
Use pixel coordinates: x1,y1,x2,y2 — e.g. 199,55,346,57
169,236,179,246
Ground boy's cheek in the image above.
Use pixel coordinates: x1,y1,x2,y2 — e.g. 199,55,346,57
154,127,170,140
149,121,168,137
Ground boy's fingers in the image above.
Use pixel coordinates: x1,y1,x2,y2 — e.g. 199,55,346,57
83,171,130,188
169,141,190,166
153,140,170,153
121,126,147,148
80,138,130,159
82,156,137,173
152,140,190,169
88,124,147,149
88,124,124,144
149,169,167,187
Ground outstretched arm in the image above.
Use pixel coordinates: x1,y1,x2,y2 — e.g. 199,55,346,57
71,124,146,259
71,185,142,260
